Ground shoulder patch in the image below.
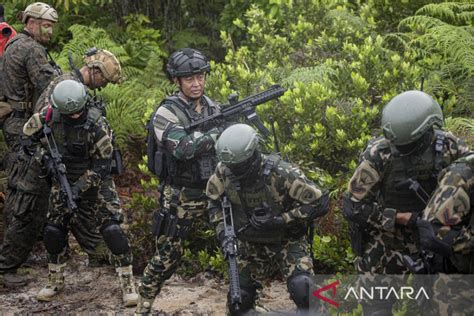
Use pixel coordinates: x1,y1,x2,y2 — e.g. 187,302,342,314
23,113,43,136
288,178,322,203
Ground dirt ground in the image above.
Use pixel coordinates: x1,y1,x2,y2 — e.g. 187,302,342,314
0,251,296,315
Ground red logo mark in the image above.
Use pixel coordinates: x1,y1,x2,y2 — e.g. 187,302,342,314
313,280,340,307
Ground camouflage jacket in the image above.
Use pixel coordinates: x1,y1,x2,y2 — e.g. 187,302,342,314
347,130,470,232
423,153,474,257
23,107,113,194
2,31,56,112
206,154,326,243
152,93,220,160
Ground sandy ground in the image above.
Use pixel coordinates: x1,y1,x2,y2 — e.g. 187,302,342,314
0,253,295,315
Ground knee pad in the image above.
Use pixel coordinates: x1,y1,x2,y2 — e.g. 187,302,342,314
228,285,256,316
43,224,67,255
100,222,130,255
287,272,313,309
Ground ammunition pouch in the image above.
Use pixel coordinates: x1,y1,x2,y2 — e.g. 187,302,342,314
151,208,179,238
197,153,217,181
348,221,366,256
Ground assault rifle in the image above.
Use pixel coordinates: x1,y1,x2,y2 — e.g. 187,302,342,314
42,124,78,213
400,178,452,274
184,84,287,137
221,196,241,311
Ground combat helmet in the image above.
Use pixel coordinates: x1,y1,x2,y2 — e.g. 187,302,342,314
83,48,122,84
21,2,58,23
166,48,210,79
50,80,88,115
216,124,261,178
381,90,443,147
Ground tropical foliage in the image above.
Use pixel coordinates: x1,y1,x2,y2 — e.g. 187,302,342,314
1,0,472,275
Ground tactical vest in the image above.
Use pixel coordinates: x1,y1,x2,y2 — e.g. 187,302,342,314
381,130,448,212
48,109,100,183
154,95,220,188
225,154,287,244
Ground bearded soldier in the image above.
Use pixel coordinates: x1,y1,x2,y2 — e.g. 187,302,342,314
0,2,58,287
206,124,329,315
136,48,222,314
22,80,137,305
343,90,470,315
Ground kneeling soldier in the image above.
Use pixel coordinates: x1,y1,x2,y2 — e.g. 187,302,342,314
206,124,329,315
23,80,138,306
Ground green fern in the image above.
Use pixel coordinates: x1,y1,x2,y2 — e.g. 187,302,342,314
445,116,474,146
282,65,337,86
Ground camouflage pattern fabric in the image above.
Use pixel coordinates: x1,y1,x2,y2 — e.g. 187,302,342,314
139,185,208,299
206,154,324,309
237,237,313,291
423,153,474,273
347,131,469,276
32,111,131,268
2,31,54,107
0,30,56,274
139,93,220,299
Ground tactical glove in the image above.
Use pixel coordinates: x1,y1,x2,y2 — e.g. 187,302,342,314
249,212,285,230
70,183,82,202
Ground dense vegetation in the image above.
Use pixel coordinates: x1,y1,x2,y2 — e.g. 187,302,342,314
2,0,473,275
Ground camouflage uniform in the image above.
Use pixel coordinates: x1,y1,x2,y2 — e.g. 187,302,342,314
0,30,56,275
139,93,221,300
346,131,469,276
206,153,327,313
24,106,132,268
32,71,121,265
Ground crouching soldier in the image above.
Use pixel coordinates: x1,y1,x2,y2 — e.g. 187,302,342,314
206,124,329,315
22,80,138,306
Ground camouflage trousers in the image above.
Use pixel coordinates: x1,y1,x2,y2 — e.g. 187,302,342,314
356,226,419,274
356,227,419,314
237,237,313,293
46,180,131,267
139,185,208,300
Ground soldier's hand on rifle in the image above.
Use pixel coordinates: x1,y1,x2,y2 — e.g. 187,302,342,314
249,212,285,230
218,232,235,258
206,127,223,143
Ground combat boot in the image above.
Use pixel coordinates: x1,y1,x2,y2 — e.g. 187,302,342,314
116,265,139,307
135,295,154,315
36,263,66,301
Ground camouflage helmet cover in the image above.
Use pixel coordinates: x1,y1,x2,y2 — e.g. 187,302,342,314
50,79,88,115
21,2,58,23
216,123,260,165
381,90,443,146
166,48,210,79
83,48,122,84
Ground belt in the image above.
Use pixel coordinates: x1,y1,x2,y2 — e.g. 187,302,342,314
7,99,32,111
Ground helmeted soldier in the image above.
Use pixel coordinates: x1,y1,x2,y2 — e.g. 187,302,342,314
31,48,125,267
21,80,138,306
343,90,470,315
0,1,59,287
135,48,222,314
206,124,329,315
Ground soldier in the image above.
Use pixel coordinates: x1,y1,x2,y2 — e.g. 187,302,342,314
22,80,138,305
32,48,124,267
135,48,222,314
343,90,470,315
0,1,58,287
206,124,329,315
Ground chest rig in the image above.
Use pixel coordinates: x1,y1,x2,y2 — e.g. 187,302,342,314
382,131,447,212
225,154,286,244
161,95,219,188
48,109,99,183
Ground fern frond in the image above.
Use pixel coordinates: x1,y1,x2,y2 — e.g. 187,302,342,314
416,2,474,26
282,64,336,86
399,15,446,32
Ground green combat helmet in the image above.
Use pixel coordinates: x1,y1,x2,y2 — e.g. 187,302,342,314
166,48,210,80
215,123,261,178
50,80,88,115
381,90,443,146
